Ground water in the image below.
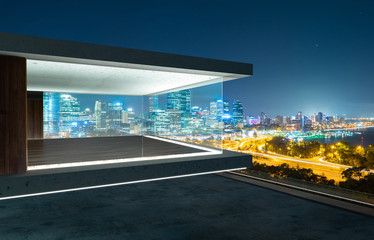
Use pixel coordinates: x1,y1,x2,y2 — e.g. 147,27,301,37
307,127,374,147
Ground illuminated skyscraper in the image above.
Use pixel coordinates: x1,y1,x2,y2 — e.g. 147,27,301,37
95,100,107,130
208,101,218,127
317,112,323,124
222,100,231,125
223,100,230,115
210,101,218,119
296,111,302,121
167,109,182,132
108,102,123,128
216,100,224,120
43,92,61,136
276,115,284,125
167,89,191,127
60,94,80,133
182,90,191,114
202,109,209,125
150,110,170,134
122,108,135,124
148,96,158,113
166,89,191,113
259,112,267,125
232,100,244,125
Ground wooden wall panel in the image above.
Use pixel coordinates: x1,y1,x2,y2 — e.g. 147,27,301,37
27,99,43,139
0,55,27,175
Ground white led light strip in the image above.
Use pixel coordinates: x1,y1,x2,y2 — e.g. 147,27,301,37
28,136,222,170
0,168,245,201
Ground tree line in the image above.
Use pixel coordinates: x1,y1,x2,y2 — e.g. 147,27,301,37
245,162,374,194
264,136,374,169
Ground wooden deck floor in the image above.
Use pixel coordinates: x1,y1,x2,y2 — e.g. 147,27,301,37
28,136,205,166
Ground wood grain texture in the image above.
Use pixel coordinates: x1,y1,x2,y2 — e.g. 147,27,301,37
27,99,43,139
28,136,205,166
0,55,27,175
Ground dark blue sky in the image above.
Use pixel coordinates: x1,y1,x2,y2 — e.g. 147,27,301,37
1,0,373,117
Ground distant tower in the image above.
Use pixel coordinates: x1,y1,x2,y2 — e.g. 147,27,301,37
166,89,191,113
232,100,244,126
216,100,224,120
108,102,123,127
122,108,135,124
148,96,158,113
259,112,268,125
210,101,218,119
296,111,302,121
167,92,179,110
317,112,323,124
59,94,80,133
223,100,230,115
95,100,107,130
43,92,61,136
166,89,191,127
223,99,231,125
276,115,284,125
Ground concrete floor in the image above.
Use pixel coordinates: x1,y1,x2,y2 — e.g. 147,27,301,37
28,136,205,166
0,174,373,240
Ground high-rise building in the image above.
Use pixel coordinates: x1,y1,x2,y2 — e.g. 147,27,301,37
317,112,323,124
166,89,191,113
122,108,135,124
148,96,158,113
309,115,316,123
208,101,219,127
167,89,191,127
202,109,209,125
108,102,123,128
59,94,80,133
150,110,170,134
304,116,312,128
43,92,61,136
167,92,179,110
222,100,231,125
95,100,107,130
232,100,244,126
223,100,230,115
167,109,182,132
210,101,218,119
216,100,224,120
296,111,302,121
285,116,291,124
276,115,284,125
259,112,267,125
181,90,191,114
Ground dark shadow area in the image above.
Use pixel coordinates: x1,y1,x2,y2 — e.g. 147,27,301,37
0,174,373,239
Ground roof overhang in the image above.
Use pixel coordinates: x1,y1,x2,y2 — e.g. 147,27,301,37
0,32,252,95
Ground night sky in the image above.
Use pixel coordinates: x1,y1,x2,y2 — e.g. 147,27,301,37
1,0,373,117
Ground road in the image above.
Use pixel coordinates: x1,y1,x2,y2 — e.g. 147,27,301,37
233,139,358,181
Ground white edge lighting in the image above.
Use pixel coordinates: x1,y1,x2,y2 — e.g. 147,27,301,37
27,136,222,170
0,168,246,201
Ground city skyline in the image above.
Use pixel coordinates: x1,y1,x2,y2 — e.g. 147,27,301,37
43,90,358,138
58,92,370,119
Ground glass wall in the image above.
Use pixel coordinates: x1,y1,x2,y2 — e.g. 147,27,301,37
43,93,144,138
143,81,223,150
38,78,223,167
